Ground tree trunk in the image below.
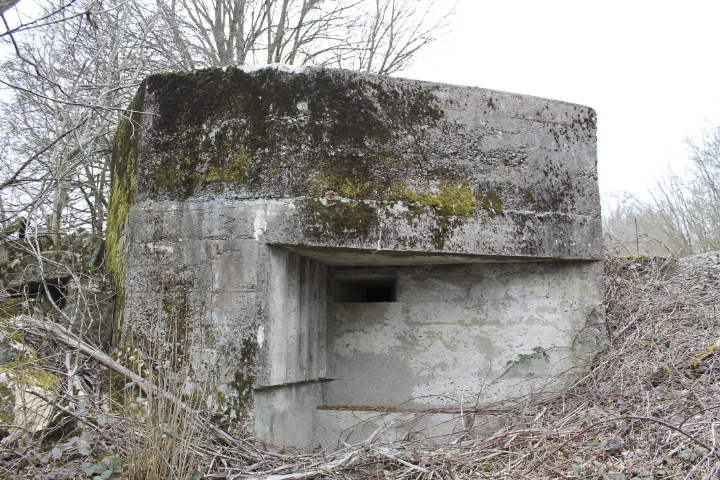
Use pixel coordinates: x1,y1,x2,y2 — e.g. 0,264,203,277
50,180,70,245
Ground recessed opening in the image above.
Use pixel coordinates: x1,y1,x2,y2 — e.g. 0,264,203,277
6,278,69,309
337,278,397,303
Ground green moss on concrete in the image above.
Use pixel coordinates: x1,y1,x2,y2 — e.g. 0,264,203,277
107,87,145,281
229,337,257,418
155,161,194,189
302,199,381,242
305,149,403,200
199,337,258,431
478,190,504,213
300,180,488,246
394,183,477,217
205,151,253,184
112,289,126,350
107,84,146,344
141,68,444,201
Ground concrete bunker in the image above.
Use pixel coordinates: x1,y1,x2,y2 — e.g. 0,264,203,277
108,65,604,450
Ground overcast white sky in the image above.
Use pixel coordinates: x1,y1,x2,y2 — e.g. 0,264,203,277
399,0,720,202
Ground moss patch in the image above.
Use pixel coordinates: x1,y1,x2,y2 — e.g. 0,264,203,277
0,358,58,390
478,190,504,213
107,84,146,343
300,182,496,246
0,337,60,440
107,87,145,281
205,151,253,184
393,183,477,217
139,68,445,201
229,337,258,418
301,199,381,243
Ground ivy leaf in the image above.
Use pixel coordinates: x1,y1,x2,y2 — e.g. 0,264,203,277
51,446,63,460
78,439,92,456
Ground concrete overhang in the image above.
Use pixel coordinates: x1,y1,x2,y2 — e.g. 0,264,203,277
273,244,600,267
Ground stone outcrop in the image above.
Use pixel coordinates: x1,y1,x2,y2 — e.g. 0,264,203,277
0,230,113,348
109,66,604,449
0,230,113,443
0,304,59,444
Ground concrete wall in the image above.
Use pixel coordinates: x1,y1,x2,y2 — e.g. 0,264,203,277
314,261,603,448
261,247,331,387
116,66,602,261
109,65,604,449
119,199,266,429
328,262,602,408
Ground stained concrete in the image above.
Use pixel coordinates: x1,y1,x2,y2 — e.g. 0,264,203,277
109,66,604,449
327,262,602,407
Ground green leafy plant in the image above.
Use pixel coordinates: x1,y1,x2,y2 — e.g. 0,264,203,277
506,346,550,366
79,457,123,479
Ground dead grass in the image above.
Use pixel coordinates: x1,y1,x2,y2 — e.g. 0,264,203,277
2,253,719,479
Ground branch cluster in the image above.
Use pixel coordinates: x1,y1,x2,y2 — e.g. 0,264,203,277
604,124,720,257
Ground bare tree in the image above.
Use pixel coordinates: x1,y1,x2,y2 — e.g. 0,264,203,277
1,0,163,239
149,0,361,68
151,0,453,73
337,0,454,75
603,124,720,257
602,192,670,256
1,0,454,239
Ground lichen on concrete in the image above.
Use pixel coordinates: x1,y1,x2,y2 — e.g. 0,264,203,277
107,85,146,346
137,67,446,203
107,88,145,281
229,337,258,421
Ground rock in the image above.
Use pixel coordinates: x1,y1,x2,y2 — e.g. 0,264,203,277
0,229,104,293
0,316,59,445
0,339,19,364
0,230,114,349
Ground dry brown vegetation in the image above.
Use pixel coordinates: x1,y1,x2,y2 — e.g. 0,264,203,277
1,253,719,480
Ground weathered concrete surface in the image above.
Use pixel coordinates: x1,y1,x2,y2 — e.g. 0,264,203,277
109,66,603,449
327,262,602,408
115,66,601,261
313,261,603,447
